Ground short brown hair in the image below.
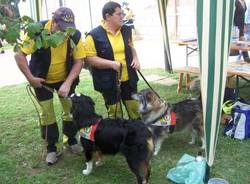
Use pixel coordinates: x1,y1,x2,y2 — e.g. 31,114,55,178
102,1,121,20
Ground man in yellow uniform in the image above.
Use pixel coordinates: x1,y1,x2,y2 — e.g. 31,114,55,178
84,1,140,119
14,7,85,165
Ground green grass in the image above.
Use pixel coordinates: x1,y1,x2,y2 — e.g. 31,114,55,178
0,69,250,184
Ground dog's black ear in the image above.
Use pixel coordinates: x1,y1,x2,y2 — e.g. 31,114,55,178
86,95,95,107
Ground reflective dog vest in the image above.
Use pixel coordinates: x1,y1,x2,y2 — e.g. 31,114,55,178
79,119,101,141
152,111,176,127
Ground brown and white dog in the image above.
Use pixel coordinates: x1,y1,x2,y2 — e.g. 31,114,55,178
132,89,205,155
70,93,154,184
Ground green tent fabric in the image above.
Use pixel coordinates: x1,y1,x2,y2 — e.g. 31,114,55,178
157,0,173,72
196,0,234,166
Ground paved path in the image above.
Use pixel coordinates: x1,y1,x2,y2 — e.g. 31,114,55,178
0,50,27,87
0,37,199,87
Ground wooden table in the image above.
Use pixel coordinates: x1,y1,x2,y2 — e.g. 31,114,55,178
177,38,198,66
227,61,250,98
175,61,250,95
177,39,198,93
174,66,199,93
175,40,250,94
230,41,250,52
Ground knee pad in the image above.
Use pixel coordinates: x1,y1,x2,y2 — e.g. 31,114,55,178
107,103,122,119
124,100,140,120
59,97,73,121
39,99,56,126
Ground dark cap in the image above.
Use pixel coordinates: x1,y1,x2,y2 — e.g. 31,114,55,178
53,7,75,31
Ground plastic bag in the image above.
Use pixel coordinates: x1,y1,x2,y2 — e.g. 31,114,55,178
166,154,207,184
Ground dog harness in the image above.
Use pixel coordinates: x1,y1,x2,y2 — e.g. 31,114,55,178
152,111,176,127
79,119,101,142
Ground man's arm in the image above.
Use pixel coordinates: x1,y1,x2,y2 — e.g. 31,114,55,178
85,56,121,72
130,47,140,70
14,51,45,87
58,59,83,97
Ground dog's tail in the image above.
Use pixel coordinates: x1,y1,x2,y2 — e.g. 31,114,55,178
121,122,151,160
189,77,200,92
189,77,202,101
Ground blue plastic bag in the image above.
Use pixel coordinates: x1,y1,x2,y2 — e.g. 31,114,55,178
166,154,207,184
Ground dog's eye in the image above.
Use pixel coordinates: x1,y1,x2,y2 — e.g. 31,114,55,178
146,93,152,101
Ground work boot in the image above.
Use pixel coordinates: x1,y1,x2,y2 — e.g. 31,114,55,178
46,151,63,166
69,144,83,154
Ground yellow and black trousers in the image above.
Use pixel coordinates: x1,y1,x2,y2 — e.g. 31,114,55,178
101,80,140,119
34,81,77,153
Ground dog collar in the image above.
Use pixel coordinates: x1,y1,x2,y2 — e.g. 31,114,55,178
152,111,176,127
79,118,101,141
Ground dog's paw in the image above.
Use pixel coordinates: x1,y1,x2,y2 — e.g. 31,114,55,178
95,160,104,167
82,169,92,175
82,161,93,175
153,150,159,156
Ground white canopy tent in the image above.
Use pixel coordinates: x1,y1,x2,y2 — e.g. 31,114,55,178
157,0,235,167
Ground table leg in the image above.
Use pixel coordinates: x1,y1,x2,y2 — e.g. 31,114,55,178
177,73,184,94
186,45,188,66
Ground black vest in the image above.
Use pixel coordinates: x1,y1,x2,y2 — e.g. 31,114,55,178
89,25,138,92
29,20,81,84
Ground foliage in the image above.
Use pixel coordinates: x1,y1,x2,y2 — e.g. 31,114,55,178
0,2,76,52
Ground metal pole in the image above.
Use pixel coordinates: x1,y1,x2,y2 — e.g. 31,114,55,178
59,0,63,7
44,0,48,19
35,0,40,21
174,0,179,40
88,0,93,29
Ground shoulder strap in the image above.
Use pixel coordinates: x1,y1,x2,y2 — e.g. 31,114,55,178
70,29,81,45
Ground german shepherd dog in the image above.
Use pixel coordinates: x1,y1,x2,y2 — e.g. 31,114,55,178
70,93,154,184
132,89,204,156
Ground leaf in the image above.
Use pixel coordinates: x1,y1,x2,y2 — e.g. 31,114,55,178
35,36,42,49
26,23,42,38
49,32,66,48
70,38,76,49
65,27,76,36
21,16,34,23
4,27,19,43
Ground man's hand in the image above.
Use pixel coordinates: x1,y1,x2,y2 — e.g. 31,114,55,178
111,61,121,72
130,58,140,70
58,81,71,98
28,77,45,88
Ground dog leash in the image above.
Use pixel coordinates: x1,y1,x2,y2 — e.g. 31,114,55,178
26,84,49,168
26,84,63,168
136,69,162,100
115,63,124,119
41,84,57,94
